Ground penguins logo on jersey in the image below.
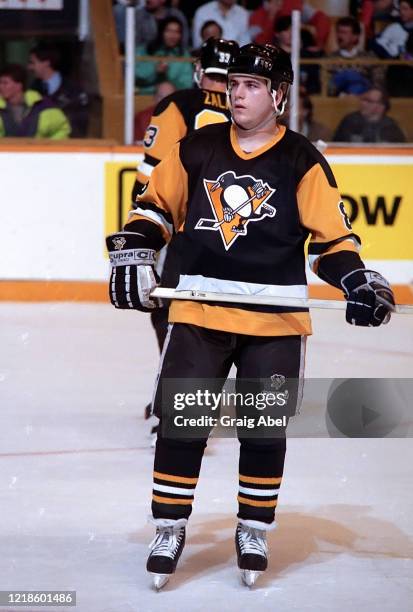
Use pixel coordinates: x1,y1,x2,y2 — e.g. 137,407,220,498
195,171,276,250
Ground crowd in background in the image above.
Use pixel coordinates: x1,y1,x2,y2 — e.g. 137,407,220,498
0,0,412,141
0,42,89,139
119,0,413,143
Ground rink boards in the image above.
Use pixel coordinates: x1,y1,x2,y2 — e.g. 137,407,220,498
0,144,412,301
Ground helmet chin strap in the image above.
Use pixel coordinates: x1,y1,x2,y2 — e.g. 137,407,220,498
194,65,203,88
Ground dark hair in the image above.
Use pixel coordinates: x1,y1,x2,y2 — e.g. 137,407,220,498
148,16,184,54
366,86,391,111
336,16,361,36
0,63,27,89
30,42,61,70
274,16,292,33
400,0,413,8
200,20,223,39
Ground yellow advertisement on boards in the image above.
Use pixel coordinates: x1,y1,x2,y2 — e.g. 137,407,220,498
105,158,413,260
332,163,412,260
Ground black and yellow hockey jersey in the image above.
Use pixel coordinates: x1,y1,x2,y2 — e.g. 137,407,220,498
135,87,231,196
128,122,361,337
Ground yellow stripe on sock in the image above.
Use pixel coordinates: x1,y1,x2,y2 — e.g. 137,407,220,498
152,494,193,505
153,471,198,485
239,474,282,485
237,495,278,508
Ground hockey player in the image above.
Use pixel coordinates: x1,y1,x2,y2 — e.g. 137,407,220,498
133,37,238,425
106,44,395,589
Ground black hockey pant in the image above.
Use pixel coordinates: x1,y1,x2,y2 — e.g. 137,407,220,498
151,323,306,526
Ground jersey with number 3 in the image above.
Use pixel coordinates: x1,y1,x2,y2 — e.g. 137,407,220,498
134,88,231,199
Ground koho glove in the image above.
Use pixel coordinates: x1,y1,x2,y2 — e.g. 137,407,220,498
341,268,395,327
106,232,162,312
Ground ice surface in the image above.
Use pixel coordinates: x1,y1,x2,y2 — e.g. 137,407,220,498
0,303,412,611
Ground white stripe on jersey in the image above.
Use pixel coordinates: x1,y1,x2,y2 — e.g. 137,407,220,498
130,207,174,236
176,274,308,299
138,161,155,177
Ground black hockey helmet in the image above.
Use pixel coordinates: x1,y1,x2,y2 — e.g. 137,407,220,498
227,43,293,89
227,43,293,116
198,37,240,76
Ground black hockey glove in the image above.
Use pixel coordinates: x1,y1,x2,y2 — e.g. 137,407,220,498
106,232,162,312
341,269,395,327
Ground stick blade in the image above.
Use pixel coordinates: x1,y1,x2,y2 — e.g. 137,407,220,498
195,218,220,230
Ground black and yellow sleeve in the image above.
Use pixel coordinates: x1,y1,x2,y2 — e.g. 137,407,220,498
126,142,189,250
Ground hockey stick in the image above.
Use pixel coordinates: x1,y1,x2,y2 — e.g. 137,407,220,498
195,188,273,230
151,288,413,315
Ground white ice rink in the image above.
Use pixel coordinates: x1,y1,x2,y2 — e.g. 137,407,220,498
1,302,412,612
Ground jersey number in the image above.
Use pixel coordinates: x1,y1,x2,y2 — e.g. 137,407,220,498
339,201,352,230
143,125,158,148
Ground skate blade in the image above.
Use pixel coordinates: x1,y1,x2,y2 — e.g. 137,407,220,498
151,573,170,590
241,569,263,587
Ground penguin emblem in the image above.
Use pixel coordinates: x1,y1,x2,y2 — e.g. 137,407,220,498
195,171,276,250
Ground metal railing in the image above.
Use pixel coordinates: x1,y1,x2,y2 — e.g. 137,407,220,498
134,55,413,97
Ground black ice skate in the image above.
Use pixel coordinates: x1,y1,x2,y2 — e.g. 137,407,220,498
146,519,187,590
235,523,268,587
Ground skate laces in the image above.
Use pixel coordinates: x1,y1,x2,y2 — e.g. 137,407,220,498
149,526,184,559
237,525,268,557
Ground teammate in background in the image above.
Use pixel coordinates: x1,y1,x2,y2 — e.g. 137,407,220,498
133,37,239,426
107,44,395,588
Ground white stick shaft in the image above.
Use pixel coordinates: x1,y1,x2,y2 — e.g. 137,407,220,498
151,288,413,315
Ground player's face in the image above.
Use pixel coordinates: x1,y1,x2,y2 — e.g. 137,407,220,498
229,75,275,129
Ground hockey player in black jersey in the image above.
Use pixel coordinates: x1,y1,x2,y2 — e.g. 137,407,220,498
133,37,239,427
107,44,395,589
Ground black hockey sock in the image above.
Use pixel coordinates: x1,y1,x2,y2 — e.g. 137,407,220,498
151,432,208,520
237,437,286,525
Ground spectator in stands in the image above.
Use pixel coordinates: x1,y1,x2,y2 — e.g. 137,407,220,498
281,89,332,141
275,1,331,50
200,20,224,43
28,43,89,138
250,1,331,50
0,64,70,139
135,16,193,94
273,15,292,52
333,86,406,141
371,0,413,57
114,0,189,49
134,80,176,141
361,0,400,40
249,0,282,44
272,16,323,93
328,17,379,96
192,1,250,49
385,29,413,94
